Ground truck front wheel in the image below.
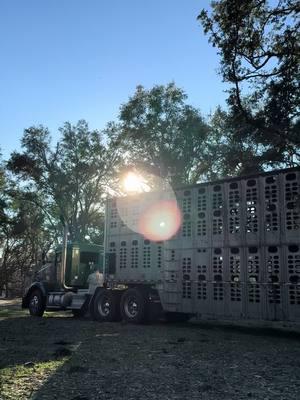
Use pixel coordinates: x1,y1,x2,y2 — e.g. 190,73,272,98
120,288,147,324
93,289,120,322
28,289,45,317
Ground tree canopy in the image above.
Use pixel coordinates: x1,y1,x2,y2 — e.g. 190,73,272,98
106,83,214,185
7,120,118,243
198,0,300,168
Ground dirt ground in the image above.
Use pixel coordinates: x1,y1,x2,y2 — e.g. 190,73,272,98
0,299,300,400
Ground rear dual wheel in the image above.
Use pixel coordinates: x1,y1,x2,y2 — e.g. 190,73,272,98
93,287,149,324
93,289,121,322
120,288,147,324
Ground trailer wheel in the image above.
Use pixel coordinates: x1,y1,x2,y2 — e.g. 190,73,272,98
164,312,190,323
120,288,147,324
28,289,45,317
93,289,120,322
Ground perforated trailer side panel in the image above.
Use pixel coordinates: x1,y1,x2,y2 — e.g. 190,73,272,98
106,168,300,322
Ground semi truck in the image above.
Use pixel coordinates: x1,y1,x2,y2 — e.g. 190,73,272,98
22,167,300,323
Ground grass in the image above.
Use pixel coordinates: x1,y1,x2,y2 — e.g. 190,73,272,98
0,360,67,400
0,304,73,399
0,308,27,319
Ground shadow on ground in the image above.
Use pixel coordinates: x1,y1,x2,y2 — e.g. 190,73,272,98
1,308,300,400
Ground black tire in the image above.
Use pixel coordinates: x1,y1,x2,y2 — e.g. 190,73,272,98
93,289,120,322
120,288,147,324
28,289,45,317
164,312,190,323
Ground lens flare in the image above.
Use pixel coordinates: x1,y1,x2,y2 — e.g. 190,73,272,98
117,172,181,240
138,200,182,241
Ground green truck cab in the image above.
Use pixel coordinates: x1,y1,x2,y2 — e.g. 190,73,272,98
22,242,104,316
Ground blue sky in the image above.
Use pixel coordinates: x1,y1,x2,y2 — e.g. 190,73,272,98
0,0,228,159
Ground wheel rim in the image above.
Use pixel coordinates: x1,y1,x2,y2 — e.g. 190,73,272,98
29,295,39,313
98,296,111,317
124,296,138,318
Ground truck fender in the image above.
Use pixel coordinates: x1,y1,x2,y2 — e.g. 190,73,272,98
22,282,48,308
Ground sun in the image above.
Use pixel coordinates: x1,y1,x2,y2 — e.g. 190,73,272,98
122,172,149,194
